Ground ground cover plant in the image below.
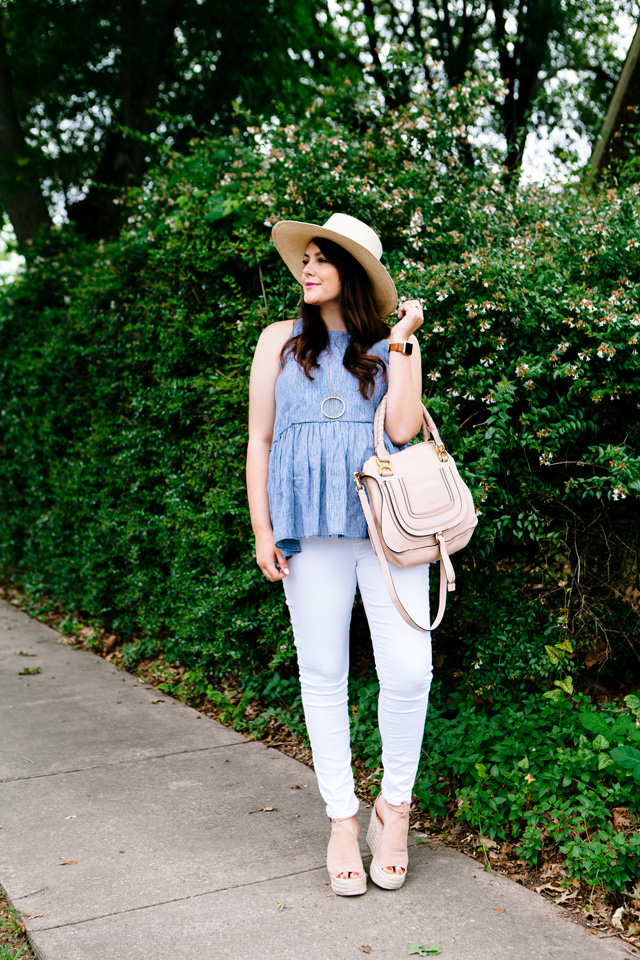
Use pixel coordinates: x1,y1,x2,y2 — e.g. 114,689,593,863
0,887,35,960
0,76,638,912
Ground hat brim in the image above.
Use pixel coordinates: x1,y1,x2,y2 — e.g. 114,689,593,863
272,220,398,319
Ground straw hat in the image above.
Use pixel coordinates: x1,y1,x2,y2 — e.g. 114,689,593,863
272,213,398,318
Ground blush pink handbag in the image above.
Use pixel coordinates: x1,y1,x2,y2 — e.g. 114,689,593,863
354,395,478,631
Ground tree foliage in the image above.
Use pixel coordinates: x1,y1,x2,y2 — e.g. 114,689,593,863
342,0,633,172
0,0,635,249
0,0,352,244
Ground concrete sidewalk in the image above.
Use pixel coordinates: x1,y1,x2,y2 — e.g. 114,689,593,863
0,598,634,960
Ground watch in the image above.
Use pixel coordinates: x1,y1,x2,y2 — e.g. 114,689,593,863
389,341,413,356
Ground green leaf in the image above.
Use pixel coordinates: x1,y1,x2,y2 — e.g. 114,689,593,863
555,638,573,653
610,745,640,774
598,753,615,771
625,694,640,717
554,677,574,695
545,645,560,665
407,945,442,956
543,689,563,702
592,734,610,751
579,712,610,737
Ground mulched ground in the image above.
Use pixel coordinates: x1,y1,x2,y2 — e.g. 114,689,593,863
1,581,639,956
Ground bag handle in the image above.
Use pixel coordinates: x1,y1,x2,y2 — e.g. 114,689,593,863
355,479,456,632
373,395,447,465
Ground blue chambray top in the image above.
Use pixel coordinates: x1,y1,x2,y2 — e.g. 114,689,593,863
268,319,403,557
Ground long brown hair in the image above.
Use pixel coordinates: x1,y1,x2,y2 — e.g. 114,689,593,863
280,237,391,400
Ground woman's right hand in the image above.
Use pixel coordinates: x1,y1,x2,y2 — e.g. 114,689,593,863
255,535,289,581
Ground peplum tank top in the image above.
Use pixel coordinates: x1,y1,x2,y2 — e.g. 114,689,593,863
267,318,405,557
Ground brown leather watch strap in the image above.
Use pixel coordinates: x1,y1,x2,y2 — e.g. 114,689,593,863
388,341,413,355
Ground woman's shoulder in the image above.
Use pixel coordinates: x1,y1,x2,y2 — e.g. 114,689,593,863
255,318,296,352
260,317,296,339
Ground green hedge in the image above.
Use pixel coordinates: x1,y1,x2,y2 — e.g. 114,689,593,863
1,78,639,891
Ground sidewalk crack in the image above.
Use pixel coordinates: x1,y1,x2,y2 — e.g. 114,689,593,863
0,740,252,783
30,866,328,932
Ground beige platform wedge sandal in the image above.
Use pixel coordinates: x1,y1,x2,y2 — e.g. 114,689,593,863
327,814,367,896
366,795,410,890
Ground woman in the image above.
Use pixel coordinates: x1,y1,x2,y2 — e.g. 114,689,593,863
246,213,432,895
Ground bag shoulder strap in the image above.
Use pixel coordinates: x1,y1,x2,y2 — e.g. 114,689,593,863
373,394,446,464
355,481,455,633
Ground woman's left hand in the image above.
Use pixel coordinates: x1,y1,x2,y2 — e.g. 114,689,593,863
392,299,424,341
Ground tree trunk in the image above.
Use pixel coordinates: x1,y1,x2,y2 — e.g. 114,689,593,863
0,17,50,251
69,0,182,239
492,0,557,178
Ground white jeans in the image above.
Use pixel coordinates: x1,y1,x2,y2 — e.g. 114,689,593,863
282,536,432,819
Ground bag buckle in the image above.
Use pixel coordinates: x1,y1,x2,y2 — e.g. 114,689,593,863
376,456,394,476
354,472,364,491
435,444,449,462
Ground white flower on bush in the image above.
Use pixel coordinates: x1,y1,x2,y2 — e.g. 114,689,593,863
415,115,429,130
612,485,627,500
539,451,553,466
631,315,640,326
626,238,639,250
433,322,445,333
515,362,529,377
596,343,616,360
480,355,495,366
436,291,449,301
524,379,535,390
428,370,441,380
408,209,424,236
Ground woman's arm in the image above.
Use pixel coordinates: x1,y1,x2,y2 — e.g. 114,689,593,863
384,300,424,446
247,320,294,581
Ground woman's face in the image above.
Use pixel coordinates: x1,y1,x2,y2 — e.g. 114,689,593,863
301,242,341,309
